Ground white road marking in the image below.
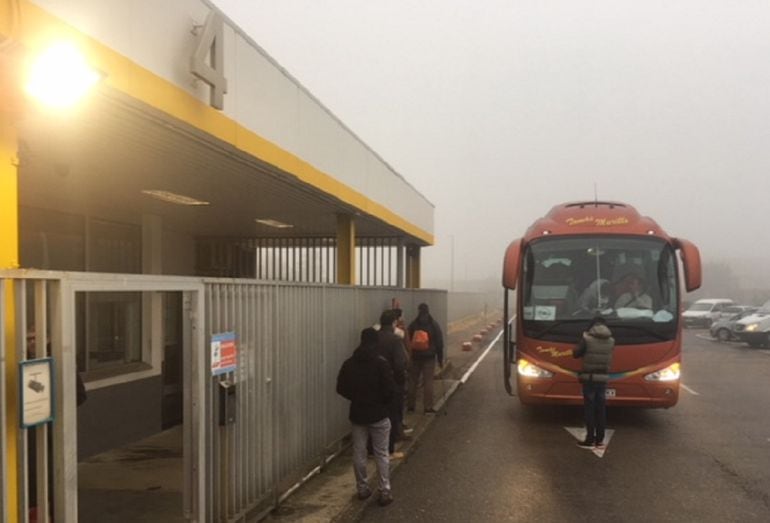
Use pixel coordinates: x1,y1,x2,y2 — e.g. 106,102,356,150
759,350,770,356
695,333,716,342
681,383,700,396
565,427,615,458
460,328,504,384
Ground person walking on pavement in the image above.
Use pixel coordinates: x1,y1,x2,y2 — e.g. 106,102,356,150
390,307,413,440
376,310,408,459
336,327,397,506
573,317,615,449
407,303,444,414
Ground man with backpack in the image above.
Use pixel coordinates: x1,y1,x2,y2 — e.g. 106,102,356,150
407,303,444,414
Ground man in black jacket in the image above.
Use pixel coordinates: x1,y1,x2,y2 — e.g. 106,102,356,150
337,327,397,506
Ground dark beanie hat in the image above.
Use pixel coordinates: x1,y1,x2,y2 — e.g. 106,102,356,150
361,327,378,344
418,303,429,313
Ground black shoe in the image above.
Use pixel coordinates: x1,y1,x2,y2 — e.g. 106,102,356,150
378,490,394,506
424,408,437,414
407,407,415,413
576,439,595,449
357,488,372,500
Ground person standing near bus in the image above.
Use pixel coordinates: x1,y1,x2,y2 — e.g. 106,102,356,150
573,317,615,449
407,303,444,414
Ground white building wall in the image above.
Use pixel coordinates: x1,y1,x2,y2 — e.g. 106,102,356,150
32,0,434,239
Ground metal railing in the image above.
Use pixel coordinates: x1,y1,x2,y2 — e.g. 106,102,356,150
194,236,407,286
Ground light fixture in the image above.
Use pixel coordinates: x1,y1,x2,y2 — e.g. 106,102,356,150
25,42,103,109
256,218,294,229
141,190,210,206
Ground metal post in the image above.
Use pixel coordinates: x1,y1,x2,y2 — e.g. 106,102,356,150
14,280,28,523
51,280,78,522
34,282,49,523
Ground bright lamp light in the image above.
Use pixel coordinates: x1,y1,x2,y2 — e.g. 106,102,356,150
25,42,102,109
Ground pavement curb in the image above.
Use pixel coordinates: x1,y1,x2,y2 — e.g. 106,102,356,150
331,328,501,522
259,311,502,523
331,377,464,523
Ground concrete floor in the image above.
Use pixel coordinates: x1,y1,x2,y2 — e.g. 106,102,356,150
78,426,185,522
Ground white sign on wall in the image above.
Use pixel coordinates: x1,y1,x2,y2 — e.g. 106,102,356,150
20,358,54,428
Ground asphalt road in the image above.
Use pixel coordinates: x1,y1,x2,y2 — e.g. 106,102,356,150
359,330,770,522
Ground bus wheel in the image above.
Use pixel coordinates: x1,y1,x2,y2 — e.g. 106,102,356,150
716,329,730,342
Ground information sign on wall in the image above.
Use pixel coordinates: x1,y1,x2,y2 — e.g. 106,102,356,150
211,332,238,376
19,357,55,428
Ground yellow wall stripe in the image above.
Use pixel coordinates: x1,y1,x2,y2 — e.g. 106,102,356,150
3,1,433,245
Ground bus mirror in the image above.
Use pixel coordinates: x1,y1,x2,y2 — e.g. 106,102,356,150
673,238,702,292
502,239,523,289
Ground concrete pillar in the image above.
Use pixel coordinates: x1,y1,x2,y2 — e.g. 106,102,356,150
406,245,421,289
396,238,405,288
336,214,356,285
1,116,20,522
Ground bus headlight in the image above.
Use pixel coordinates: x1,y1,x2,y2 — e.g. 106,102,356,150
644,362,680,382
517,359,554,378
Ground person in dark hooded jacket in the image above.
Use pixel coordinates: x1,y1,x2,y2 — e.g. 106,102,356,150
336,327,397,505
573,317,615,449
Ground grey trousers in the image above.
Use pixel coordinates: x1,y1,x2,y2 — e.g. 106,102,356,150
407,357,436,410
352,418,391,494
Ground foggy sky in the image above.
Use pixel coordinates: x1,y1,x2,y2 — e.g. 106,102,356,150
212,0,770,289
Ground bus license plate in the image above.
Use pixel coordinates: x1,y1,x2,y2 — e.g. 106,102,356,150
605,388,616,398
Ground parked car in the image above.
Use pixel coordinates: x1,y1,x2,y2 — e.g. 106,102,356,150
710,307,758,342
734,300,770,347
713,304,757,322
682,298,735,328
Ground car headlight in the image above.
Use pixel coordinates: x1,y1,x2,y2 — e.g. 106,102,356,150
644,362,680,382
517,359,554,378
745,323,759,332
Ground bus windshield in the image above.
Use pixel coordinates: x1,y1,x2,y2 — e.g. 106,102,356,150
521,236,678,344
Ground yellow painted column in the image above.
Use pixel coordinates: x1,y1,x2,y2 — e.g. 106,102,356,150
406,245,421,289
336,214,356,285
1,117,20,522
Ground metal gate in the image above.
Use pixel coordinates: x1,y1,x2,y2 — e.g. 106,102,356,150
0,270,207,522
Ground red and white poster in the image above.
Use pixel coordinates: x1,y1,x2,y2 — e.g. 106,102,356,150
211,332,237,376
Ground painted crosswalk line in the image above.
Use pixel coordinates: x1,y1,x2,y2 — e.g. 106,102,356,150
565,427,615,458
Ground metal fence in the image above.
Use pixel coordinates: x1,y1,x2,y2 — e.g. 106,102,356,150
204,279,446,521
194,236,406,286
0,270,446,522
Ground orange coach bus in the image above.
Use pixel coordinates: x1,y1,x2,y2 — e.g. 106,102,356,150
501,201,702,407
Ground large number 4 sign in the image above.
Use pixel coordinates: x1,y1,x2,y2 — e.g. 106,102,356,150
191,10,228,110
